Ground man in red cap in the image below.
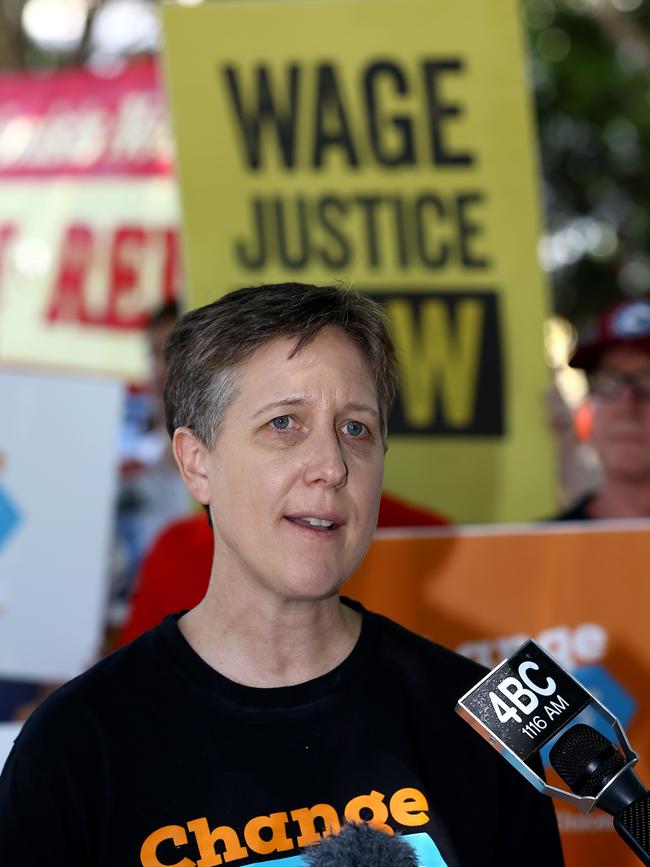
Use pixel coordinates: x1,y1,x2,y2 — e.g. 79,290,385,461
560,298,650,520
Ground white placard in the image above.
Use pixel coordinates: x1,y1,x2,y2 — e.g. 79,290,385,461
0,369,121,680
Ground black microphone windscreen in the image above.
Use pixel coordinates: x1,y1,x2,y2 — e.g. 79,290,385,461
302,822,419,867
549,723,626,797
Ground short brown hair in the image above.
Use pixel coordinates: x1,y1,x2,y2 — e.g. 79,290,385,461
164,282,398,447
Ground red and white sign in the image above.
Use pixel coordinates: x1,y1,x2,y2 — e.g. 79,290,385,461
0,60,181,381
0,61,172,177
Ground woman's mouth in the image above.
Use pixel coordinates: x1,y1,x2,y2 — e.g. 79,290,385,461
285,514,342,531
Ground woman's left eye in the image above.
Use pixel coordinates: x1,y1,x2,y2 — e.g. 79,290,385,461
270,415,293,430
342,420,367,437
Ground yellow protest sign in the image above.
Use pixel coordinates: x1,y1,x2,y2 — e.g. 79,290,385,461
162,0,556,523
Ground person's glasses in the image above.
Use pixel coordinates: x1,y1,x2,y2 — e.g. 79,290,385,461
588,369,650,401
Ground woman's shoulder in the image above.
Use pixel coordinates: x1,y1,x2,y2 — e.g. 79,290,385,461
351,598,487,695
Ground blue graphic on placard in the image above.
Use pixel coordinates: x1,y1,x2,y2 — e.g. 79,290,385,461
576,665,636,729
0,484,21,552
540,664,636,767
241,831,446,867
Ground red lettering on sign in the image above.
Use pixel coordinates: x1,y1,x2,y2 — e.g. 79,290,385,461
46,224,98,325
106,226,148,329
46,223,180,330
160,229,181,305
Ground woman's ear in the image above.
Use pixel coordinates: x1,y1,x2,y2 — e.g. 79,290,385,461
172,427,211,505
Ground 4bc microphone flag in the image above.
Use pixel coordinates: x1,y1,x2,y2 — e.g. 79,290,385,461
455,639,638,802
457,640,650,865
458,640,592,764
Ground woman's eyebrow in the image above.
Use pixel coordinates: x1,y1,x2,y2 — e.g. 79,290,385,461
252,398,379,419
341,402,379,418
252,397,308,418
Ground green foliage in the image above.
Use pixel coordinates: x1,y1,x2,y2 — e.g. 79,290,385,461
525,0,650,324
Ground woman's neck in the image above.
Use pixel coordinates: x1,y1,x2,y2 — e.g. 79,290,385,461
178,584,362,688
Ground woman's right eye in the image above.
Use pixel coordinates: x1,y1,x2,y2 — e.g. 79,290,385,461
269,415,292,430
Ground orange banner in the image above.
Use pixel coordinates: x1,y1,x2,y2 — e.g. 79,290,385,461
344,523,650,866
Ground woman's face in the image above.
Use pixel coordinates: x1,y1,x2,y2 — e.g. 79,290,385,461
198,326,385,604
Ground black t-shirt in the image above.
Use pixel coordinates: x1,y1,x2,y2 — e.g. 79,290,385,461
0,600,564,866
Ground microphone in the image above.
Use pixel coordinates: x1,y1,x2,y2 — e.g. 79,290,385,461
302,822,419,867
456,639,649,865
550,724,650,865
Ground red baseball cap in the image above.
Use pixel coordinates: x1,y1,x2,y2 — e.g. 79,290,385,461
569,298,650,371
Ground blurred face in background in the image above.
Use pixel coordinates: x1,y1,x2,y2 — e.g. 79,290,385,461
589,345,650,482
